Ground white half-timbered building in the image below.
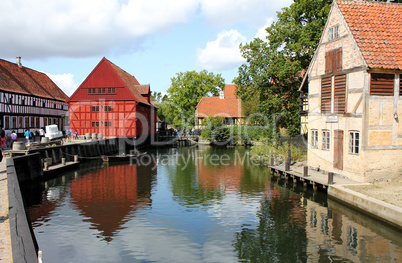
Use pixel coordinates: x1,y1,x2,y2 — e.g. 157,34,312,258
0,57,68,136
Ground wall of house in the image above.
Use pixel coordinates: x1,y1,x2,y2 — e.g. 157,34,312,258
69,101,139,138
307,4,402,182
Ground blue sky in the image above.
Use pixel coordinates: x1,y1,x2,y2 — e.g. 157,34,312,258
0,0,293,97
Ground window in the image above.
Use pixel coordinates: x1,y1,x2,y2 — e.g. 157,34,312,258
370,73,394,96
112,87,115,93
12,117,16,128
25,117,29,128
92,106,100,111
92,88,96,93
105,121,112,127
349,131,360,154
329,25,339,40
98,88,101,93
91,122,99,127
322,130,330,150
321,77,332,113
108,88,111,93
334,74,346,113
36,117,40,128
325,48,342,74
18,117,23,128
400,75,402,96
102,88,105,93
104,106,112,111
30,117,35,127
311,130,318,149
5,117,9,129
88,88,92,94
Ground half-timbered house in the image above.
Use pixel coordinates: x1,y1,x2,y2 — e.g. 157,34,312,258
301,0,402,182
0,57,68,136
67,58,157,141
195,85,243,129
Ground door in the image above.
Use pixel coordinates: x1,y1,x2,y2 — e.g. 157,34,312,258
334,130,343,170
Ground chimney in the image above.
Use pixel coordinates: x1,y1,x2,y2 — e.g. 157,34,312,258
16,56,22,68
219,90,224,99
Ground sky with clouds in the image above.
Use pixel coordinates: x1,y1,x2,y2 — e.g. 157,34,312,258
0,0,293,97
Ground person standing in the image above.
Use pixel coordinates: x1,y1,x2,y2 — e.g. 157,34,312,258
25,129,32,144
0,130,6,150
10,130,17,148
74,130,78,140
66,128,72,139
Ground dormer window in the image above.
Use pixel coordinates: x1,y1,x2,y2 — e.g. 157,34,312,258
329,25,339,40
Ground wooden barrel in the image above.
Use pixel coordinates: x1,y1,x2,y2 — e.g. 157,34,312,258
85,133,91,140
12,141,26,150
92,133,97,140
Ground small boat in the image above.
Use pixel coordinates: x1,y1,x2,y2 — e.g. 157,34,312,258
101,152,146,163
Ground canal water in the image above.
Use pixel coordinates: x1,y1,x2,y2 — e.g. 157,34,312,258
24,146,402,262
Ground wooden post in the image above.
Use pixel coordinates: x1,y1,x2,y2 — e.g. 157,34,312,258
328,172,334,185
285,161,290,171
270,157,274,166
303,166,308,177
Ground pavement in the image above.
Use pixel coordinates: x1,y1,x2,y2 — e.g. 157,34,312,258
0,156,12,263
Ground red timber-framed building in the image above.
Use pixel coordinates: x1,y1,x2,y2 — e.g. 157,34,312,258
0,57,68,135
67,58,157,141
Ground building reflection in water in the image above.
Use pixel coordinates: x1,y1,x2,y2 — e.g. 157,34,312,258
69,161,156,242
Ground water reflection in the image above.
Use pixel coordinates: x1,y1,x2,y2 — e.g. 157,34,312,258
24,147,402,263
70,162,156,242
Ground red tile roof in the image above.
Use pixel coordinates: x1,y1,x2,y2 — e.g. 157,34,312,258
108,59,150,106
196,85,243,118
0,58,68,101
136,85,150,95
337,0,402,70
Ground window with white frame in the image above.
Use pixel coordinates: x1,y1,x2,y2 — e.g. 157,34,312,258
349,131,360,154
329,25,339,40
322,130,330,150
311,130,318,148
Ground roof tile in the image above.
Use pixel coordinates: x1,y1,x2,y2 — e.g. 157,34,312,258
0,58,68,101
196,85,243,118
337,0,402,70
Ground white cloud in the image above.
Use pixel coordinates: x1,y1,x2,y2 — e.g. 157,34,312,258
255,17,275,41
0,0,294,60
46,72,79,96
196,30,246,71
0,0,198,59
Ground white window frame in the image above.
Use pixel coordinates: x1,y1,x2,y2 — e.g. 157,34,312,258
329,24,339,40
311,130,318,149
322,130,330,150
349,131,360,154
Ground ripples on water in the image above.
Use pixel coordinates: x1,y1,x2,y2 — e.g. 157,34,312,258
23,147,402,263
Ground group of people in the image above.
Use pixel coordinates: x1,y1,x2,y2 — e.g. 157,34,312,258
24,128,45,144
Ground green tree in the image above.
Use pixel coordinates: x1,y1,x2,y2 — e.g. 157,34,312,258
150,91,168,122
164,70,225,128
234,0,331,136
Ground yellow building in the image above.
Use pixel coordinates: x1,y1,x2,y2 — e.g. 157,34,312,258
301,0,402,182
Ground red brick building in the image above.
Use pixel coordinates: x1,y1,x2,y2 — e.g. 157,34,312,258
67,58,157,140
